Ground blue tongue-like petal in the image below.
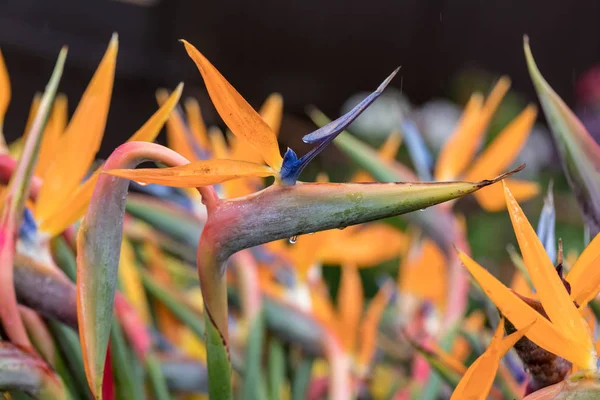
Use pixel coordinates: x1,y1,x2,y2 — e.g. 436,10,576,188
280,68,399,185
303,67,399,144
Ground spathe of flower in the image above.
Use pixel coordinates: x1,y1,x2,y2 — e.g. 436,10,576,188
524,36,600,236
107,40,398,186
0,341,68,399
450,317,535,400
458,182,599,372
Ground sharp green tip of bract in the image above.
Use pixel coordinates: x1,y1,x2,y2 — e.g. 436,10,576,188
525,37,600,235
480,164,525,187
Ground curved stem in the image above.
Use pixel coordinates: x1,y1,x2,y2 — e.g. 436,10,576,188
77,141,217,397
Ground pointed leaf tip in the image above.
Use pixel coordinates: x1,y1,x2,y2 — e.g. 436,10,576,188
478,164,525,188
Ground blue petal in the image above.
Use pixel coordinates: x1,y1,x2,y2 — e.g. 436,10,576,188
130,182,194,211
303,67,399,144
536,183,556,263
279,148,303,185
18,208,38,244
401,120,433,181
281,69,399,185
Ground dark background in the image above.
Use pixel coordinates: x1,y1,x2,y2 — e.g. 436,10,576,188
1,0,599,156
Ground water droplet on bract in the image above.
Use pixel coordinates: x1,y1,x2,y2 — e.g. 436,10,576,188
308,232,315,235
135,181,149,186
289,235,298,244
419,208,426,212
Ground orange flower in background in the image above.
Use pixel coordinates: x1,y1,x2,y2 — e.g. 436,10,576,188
434,77,540,211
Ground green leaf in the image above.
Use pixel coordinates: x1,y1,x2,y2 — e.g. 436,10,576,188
145,352,172,400
268,339,285,400
241,311,266,400
205,312,233,399
140,271,204,338
46,320,89,399
51,236,77,282
110,319,144,400
125,193,203,248
291,356,313,400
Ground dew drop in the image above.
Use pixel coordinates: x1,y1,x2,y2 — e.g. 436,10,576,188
308,232,315,235
135,181,149,186
289,235,298,244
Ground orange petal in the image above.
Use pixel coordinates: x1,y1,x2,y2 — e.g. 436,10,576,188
338,264,363,353
157,88,196,161
34,34,118,224
378,131,403,162
503,181,595,364
357,281,394,368
181,40,283,171
567,232,600,308
309,291,339,333
458,250,593,368
434,93,483,180
451,318,533,400
184,97,210,150
399,239,447,310
473,179,540,212
319,224,408,267
208,126,229,159
0,49,10,149
39,84,183,236
35,93,68,179
436,77,511,181
464,104,538,181
258,93,283,137
106,159,275,187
